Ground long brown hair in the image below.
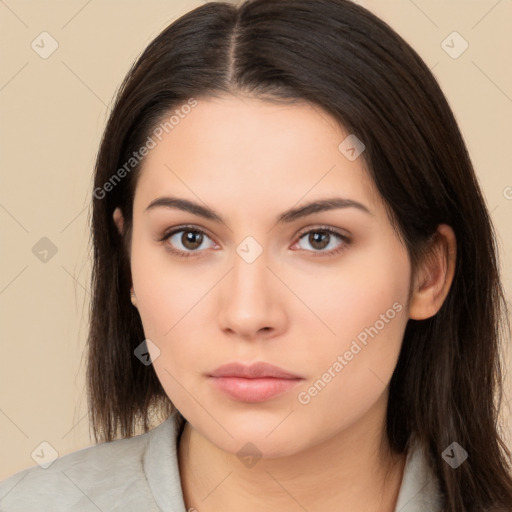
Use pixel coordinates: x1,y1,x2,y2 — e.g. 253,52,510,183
86,1,512,510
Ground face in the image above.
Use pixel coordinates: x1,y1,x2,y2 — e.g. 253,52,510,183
123,94,413,458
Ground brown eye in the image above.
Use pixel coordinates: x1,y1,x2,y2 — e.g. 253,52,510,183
307,232,330,250
181,230,203,250
295,227,350,256
163,227,215,257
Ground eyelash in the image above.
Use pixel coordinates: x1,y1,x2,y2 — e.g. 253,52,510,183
158,225,351,259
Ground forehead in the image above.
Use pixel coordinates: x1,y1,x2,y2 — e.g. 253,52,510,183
133,94,381,219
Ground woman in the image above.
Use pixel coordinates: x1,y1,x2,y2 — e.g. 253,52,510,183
1,0,511,511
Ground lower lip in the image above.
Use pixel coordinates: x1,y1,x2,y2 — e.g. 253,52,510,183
208,376,303,402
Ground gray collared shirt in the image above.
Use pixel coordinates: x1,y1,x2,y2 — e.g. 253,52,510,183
0,410,443,511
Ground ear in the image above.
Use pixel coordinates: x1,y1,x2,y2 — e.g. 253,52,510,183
408,224,457,320
113,207,134,291
113,207,124,235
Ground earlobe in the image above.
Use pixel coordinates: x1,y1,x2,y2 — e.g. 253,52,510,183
408,224,457,320
113,207,124,235
130,288,137,308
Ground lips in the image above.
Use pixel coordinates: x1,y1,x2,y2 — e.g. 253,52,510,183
208,362,304,402
209,361,303,379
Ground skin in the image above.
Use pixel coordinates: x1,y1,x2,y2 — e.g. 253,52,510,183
113,94,456,512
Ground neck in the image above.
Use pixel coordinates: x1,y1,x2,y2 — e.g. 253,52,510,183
177,396,406,512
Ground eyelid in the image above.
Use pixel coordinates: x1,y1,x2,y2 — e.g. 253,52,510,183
295,224,351,240
292,225,351,256
158,224,218,252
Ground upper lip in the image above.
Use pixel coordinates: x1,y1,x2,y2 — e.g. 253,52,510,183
209,362,303,379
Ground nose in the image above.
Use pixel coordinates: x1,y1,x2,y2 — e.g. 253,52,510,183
217,249,287,341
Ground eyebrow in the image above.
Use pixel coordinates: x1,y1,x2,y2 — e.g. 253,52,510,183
144,196,372,223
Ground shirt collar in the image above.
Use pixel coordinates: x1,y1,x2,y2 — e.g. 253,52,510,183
393,436,443,511
143,409,188,512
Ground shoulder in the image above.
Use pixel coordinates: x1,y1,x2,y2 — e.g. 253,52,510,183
0,420,170,512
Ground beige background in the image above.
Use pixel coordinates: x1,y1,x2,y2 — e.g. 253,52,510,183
1,0,511,479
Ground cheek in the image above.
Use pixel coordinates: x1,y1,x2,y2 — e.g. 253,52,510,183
299,237,410,349
294,299,408,437
292,242,410,405
129,238,214,393
130,231,206,338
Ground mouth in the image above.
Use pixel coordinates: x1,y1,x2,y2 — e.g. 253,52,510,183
207,362,305,403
